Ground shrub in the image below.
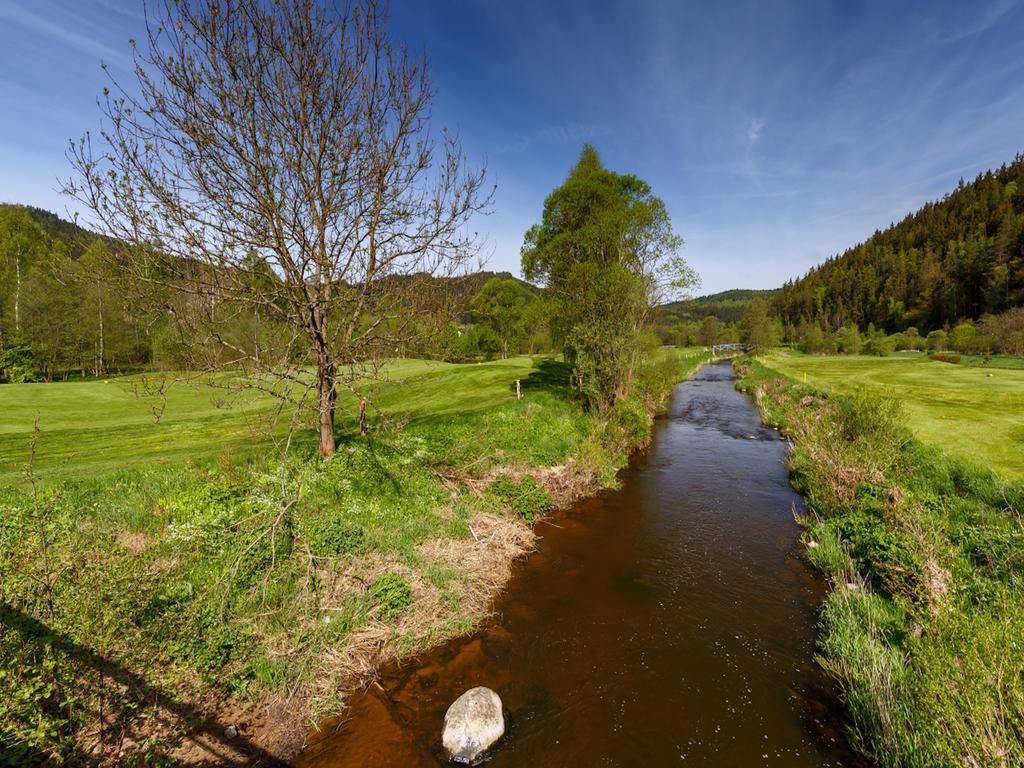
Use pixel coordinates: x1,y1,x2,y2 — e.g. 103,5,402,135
862,336,894,356
299,514,367,558
368,573,412,620
926,329,947,352
489,475,552,524
949,321,979,354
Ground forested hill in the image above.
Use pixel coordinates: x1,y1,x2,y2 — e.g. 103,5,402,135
663,288,777,323
775,155,1024,332
4,203,100,257
0,203,543,379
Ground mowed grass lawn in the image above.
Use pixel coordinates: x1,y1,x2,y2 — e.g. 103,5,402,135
761,350,1024,478
0,357,541,483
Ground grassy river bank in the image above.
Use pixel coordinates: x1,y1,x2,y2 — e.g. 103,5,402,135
0,350,704,766
736,356,1024,768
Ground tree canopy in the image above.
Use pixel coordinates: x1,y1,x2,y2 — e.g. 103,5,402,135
522,144,696,409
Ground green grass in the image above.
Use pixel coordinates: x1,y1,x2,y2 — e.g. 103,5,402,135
0,349,706,765
0,358,551,483
736,357,1024,768
760,350,1024,478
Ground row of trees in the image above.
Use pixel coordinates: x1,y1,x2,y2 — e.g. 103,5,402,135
0,206,155,382
0,206,558,382
790,308,1024,356
776,157,1024,333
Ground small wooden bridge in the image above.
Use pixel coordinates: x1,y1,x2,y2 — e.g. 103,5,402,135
711,343,753,356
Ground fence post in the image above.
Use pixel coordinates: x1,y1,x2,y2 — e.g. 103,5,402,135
516,379,521,400
358,399,367,435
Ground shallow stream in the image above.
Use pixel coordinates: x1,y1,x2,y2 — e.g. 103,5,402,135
295,361,864,767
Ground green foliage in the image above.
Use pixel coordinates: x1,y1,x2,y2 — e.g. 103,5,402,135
489,475,552,524
949,320,980,353
738,297,781,349
299,514,367,558
661,288,778,325
775,155,1024,335
925,329,947,351
739,357,1024,767
522,144,696,410
469,277,536,359
368,573,413,620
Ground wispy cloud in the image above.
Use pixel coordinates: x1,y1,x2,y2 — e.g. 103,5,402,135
746,117,766,147
0,0,132,71
937,0,1019,42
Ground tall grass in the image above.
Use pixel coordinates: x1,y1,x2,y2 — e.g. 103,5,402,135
737,357,1024,768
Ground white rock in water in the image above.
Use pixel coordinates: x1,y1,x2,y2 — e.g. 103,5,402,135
442,686,504,764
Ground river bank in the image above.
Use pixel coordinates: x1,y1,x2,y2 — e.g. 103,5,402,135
735,356,1024,767
292,361,863,767
0,351,705,766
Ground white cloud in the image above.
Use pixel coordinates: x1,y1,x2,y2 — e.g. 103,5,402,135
746,117,765,146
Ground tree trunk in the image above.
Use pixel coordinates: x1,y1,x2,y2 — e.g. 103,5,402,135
97,290,106,376
14,255,20,333
317,356,337,456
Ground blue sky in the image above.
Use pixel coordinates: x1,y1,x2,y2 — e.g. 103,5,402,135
2,0,1023,294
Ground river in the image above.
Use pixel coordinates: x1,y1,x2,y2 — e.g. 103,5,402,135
295,361,864,767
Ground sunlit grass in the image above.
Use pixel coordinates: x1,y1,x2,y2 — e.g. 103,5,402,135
761,350,1024,478
0,357,538,483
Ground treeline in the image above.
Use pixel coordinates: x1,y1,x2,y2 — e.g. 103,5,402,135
0,202,557,382
0,205,152,381
662,288,777,325
793,310,1024,357
776,155,1024,335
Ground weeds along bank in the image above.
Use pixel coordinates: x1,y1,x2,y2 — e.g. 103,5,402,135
735,357,1024,768
0,350,703,766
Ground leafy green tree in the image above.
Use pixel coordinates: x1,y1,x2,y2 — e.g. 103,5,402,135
739,298,779,350
950,321,979,353
697,315,720,347
0,207,48,344
926,329,948,351
521,145,696,409
836,325,863,354
469,277,534,359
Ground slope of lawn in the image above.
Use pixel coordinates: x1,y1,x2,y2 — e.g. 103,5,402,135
760,350,1024,478
0,358,543,483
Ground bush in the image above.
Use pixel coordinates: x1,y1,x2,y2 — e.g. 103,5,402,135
489,475,552,524
949,321,980,354
368,573,412,620
926,329,947,352
862,336,894,356
928,353,960,364
299,514,367,558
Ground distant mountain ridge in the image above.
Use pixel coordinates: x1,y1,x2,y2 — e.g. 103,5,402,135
662,288,777,324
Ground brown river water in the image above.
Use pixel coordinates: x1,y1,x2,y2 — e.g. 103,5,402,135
295,361,865,767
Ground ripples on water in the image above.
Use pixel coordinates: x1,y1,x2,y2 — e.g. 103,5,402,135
296,361,865,767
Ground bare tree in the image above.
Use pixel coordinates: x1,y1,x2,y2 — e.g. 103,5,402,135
64,0,491,455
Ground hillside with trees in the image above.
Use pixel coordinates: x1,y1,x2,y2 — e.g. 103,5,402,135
776,156,1024,335
664,288,777,324
0,202,546,382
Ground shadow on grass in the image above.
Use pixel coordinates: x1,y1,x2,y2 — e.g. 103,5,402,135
517,357,574,398
0,602,287,767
